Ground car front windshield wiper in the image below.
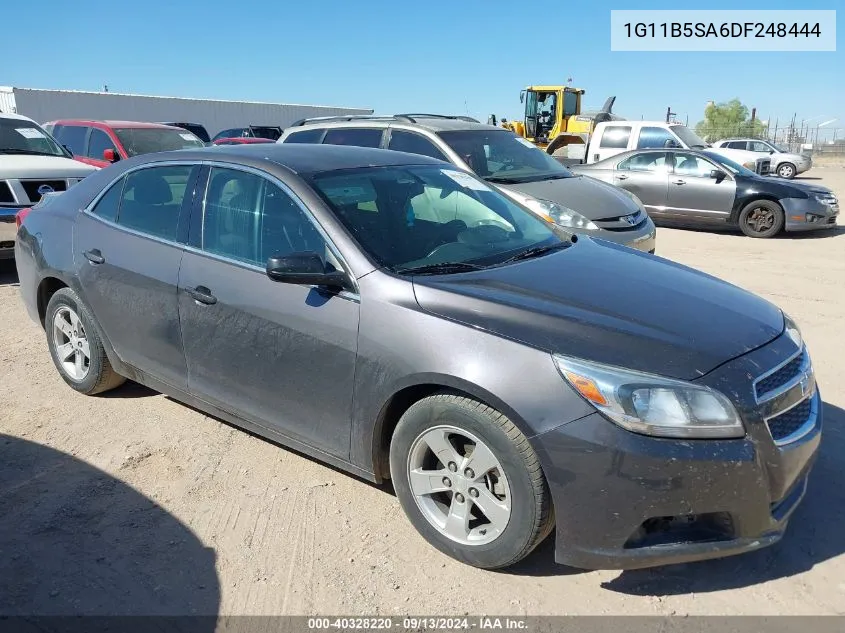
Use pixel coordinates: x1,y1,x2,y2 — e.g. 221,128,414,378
495,241,570,266
483,175,535,184
0,148,62,157
395,261,486,276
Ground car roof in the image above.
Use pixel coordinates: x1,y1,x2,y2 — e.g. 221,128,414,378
48,119,180,129
288,114,502,134
0,112,36,123
142,143,447,175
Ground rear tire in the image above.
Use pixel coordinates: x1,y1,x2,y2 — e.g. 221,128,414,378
389,393,554,569
45,288,125,395
738,200,784,239
777,163,796,179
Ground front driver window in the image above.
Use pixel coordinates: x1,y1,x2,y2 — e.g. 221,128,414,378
673,154,716,178
202,167,330,267
618,152,669,172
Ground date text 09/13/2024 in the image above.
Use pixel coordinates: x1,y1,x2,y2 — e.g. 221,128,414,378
307,617,528,630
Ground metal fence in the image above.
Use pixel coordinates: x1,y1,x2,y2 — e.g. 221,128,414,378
692,125,845,156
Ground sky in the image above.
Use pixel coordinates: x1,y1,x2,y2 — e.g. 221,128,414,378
2,0,842,134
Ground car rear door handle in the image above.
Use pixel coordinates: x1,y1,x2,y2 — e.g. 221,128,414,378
186,285,217,305
83,249,105,264
672,179,686,185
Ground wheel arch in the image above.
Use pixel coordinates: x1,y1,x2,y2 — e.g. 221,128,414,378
730,194,784,224
369,374,537,482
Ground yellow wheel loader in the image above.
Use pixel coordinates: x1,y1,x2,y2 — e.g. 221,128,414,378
488,86,618,159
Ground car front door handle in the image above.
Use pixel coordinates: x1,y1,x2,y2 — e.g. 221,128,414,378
83,249,105,264
186,285,217,305
672,179,686,185
615,174,629,181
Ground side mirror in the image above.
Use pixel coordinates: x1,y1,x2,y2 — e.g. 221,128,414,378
710,169,727,182
103,148,119,162
519,90,525,104
769,150,775,155
266,251,348,289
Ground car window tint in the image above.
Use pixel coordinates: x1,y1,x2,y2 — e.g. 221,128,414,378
56,125,87,155
87,128,117,159
116,165,192,240
388,130,448,161
637,127,676,149
284,128,325,144
202,167,329,267
727,141,748,150
90,177,125,222
323,128,383,148
750,141,771,152
673,153,715,178
618,153,669,172
599,126,631,149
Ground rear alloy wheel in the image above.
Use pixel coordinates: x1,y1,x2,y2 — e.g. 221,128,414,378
738,200,784,239
390,393,553,569
777,163,797,179
45,288,125,395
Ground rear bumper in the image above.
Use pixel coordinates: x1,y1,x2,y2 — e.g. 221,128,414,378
0,208,20,259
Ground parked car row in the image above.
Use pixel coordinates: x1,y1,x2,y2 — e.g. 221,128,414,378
14,142,823,572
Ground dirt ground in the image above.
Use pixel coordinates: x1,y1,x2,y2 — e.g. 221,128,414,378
1,168,844,617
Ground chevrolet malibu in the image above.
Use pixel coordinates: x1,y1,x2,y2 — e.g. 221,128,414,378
15,144,821,570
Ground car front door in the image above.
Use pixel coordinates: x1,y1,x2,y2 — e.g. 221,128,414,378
613,152,671,218
177,164,360,458
665,152,736,222
74,162,198,389
85,127,120,168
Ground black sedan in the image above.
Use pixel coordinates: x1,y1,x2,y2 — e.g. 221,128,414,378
572,149,839,238
14,144,821,570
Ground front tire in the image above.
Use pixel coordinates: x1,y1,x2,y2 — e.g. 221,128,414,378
389,393,553,569
45,288,125,395
738,200,784,239
777,163,796,179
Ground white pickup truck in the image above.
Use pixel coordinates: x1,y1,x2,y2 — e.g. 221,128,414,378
1,112,97,260
558,120,772,176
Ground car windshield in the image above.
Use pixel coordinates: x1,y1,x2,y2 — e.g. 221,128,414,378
310,164,567,273
773,142,789,153
670,125,709,149
702,150,757,177
113,127,205,156
0,118,69,157
437,130,574,184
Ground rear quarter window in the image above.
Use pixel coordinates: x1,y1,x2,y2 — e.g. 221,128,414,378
323,128,383,148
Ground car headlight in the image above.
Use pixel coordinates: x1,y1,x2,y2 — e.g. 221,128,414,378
553,354,745,439
522,198,598,230
783,313,802,349
814,193,838,207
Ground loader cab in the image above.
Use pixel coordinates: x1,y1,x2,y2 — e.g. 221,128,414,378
521,87,582,143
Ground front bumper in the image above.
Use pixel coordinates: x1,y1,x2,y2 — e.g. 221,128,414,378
781,198,838,232
586,219,657,254
533,332,821,570
0,207,20,259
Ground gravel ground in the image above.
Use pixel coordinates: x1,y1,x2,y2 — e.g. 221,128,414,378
1,168,844,617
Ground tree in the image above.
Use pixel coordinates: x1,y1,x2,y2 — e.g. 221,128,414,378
695,99,767,142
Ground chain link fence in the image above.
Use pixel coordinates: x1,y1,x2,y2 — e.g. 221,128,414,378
692,125,845,157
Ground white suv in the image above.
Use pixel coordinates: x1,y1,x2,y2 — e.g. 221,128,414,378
712,138,811,179
1,113,97,260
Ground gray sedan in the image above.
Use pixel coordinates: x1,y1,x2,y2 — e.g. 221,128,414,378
572,149,838,238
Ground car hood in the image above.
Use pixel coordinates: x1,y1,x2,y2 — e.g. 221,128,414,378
412,238,784,380
496,175,640,219
744,174,833,198
0,154,98,178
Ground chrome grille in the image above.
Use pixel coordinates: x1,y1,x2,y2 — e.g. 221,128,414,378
754,349,807,401
766,397,815,445
20,179,67,203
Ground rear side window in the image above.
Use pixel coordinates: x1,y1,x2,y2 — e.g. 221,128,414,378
637,127,677,149
323,128,383,148
727,141,748,150
116,165,193,240
284,128,325,144
388,130,448,161
599,126,631,149
55,125,87,155
90,177,125,222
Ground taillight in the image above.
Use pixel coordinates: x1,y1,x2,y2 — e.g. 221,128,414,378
15,207,32,229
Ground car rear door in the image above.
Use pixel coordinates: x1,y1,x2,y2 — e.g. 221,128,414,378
177,163,359,458
74,162,199,389
665,151,736,223
613,152,670,218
